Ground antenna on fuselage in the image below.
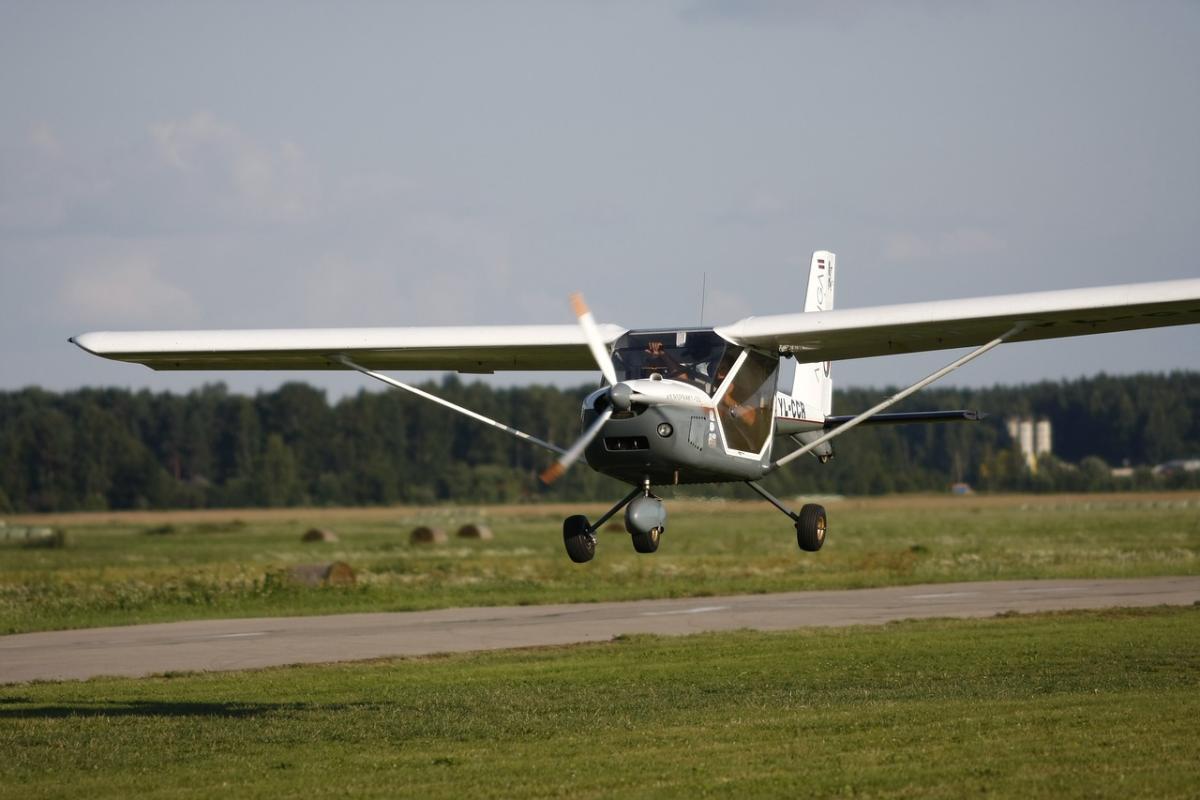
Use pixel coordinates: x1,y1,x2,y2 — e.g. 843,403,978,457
699,272,707,326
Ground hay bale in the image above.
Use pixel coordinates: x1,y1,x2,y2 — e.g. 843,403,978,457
410,526,447,545
456,523,494,541
287,561,356,587
321,561,355,586
22,529,68,549
302,527,338,543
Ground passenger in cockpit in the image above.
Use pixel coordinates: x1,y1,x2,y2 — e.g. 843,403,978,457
680,339,722,393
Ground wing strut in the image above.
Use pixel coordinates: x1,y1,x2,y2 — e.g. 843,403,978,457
336,355,566,456
770,324,1026,471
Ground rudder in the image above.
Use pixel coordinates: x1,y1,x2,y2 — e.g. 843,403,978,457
790,251,835,419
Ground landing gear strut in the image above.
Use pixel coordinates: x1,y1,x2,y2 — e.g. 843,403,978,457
561,484,643,563
745,481,827,553
561,480,668,562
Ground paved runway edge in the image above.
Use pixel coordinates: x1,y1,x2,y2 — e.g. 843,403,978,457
3,576,1198,684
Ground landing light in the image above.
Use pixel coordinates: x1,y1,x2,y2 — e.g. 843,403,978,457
657,423,673,438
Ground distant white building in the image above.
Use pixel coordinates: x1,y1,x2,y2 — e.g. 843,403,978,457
1007,416,1053,471
1035,419,1052,456
1153,458,1200,475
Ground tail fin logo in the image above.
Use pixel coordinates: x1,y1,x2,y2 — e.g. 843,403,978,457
807,251,835,313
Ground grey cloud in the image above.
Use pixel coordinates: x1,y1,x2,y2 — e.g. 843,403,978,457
1,113,324,236
881,229,1007,264
150,112,320,225
679,0,964,28
681,0,861,27
57,251,201,327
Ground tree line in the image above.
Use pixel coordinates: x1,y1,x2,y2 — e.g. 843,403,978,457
1,371,1197,513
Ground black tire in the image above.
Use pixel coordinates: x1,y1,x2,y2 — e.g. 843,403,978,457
631,527,662,554
563,515,596,563
796,504,826,552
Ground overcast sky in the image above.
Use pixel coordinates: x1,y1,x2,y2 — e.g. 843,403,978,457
2,0,1197,400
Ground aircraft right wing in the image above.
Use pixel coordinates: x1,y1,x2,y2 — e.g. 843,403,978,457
715,278,1200,361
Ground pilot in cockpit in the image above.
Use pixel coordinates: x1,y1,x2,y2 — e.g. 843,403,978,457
641,340,684,379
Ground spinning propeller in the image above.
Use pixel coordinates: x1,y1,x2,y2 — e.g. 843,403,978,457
539,293,628,485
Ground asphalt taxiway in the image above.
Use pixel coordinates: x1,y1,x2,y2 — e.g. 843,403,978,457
2,576,1196,683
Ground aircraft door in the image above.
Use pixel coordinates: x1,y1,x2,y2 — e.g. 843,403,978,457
716,350,779,455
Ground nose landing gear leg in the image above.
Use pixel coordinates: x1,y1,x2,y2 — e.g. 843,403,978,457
625,478,666,554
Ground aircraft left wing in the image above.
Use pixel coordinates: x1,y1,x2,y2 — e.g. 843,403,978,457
715,279,1200,361
70,324,628,373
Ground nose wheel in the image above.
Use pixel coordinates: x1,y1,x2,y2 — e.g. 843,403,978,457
625,488,666,554
631,526,661,553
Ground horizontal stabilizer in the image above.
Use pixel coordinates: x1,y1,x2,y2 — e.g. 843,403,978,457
823,410,984,429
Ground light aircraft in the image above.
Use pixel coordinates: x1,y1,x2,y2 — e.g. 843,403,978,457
71,253,1200,562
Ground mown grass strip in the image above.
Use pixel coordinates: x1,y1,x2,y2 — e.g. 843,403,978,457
2,606,1198,798
3,497,1198,634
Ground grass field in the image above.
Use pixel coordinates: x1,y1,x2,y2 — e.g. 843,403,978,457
3,493,1198,634
1,606,1197,798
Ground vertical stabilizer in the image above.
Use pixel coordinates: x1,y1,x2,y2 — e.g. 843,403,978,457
802,250,836,314
790,251,836,418
784,251,836,459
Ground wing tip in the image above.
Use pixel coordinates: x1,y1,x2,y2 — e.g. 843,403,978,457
69,333,100,355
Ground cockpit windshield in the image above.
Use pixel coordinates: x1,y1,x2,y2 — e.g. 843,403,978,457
610,329,732,396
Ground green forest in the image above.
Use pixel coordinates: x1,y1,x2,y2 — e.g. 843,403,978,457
1,372,1198,513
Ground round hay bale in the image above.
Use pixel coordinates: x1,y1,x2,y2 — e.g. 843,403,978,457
323,561,356,586
22,529,68,549
456,523,494,541
410,526,447,544
302,527,338,543
287,561,356,587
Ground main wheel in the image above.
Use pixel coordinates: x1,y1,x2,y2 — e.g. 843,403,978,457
631,526,662,554
563,515,596,563
796,504,827,552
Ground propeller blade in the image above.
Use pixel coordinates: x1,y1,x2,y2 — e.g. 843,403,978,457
539,406,614,485
571,292,619,387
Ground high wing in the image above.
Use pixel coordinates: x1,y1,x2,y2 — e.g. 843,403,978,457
71,279,1200,373
70,324,627,373
715,279,1200,361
